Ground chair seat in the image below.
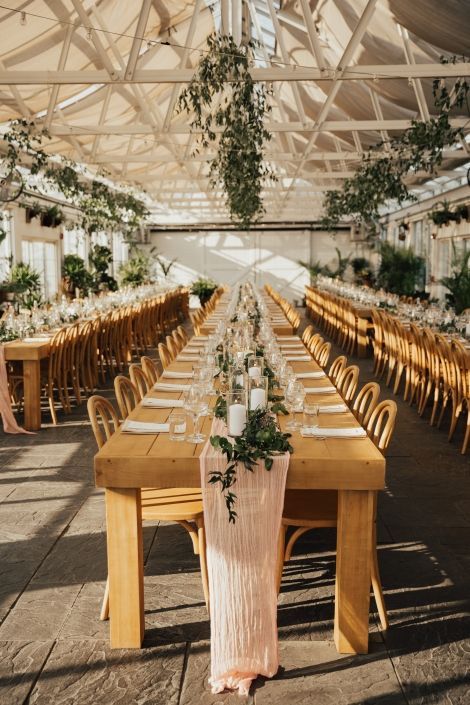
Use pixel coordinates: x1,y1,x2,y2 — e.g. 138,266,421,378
141,487,203,521
282,490,338,527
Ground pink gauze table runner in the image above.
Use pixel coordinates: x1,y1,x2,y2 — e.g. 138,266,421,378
0,345,33,434
199,418,289,695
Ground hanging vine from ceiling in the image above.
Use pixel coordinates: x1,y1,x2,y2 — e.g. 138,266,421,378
321,56,470,232
177,33,275,228
1,120,149,238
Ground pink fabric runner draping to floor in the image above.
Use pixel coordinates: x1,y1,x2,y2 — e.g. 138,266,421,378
0,345,33,434
199,418,289,695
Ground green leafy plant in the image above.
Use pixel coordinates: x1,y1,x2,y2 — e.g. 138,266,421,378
441,244,470,314
40,204,63,228
178,33,274,228
326,247,351,280
156,255,177,278
298,260,326,284
119,249,152,287
191,277,218,306
10,262,42,309
321,58,469,229
376,242,425,297
209,407,293,522
89,245,117,292
351,256,374,286
62,254,93,296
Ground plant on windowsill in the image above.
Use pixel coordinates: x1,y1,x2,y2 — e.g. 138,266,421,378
177,33,274,228
40,205,64,228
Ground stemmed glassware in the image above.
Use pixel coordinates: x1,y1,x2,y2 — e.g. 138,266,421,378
183,385,208,444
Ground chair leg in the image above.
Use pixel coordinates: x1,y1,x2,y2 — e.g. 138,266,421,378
100,577,110,621
284,526,312,561
371,526,389,631
197,520,210,612
462,413,470,455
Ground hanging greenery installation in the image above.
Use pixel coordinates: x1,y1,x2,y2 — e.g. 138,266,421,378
178,33,274,228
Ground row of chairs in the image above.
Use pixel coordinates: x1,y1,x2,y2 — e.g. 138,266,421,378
189,287,226,335
35,289,189,424
87,323,209,622
305,285,367,356
372,308,470,454
279,337,398,631
264,284,301,332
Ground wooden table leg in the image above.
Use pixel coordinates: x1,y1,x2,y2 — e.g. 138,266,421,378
106,488,144,648
23,359,42,431
356,317,369,358
334,490,374,654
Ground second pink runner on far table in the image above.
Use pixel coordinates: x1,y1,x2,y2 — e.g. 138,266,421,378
199,419,289,695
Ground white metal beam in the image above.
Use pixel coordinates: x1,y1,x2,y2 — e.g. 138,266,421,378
45,24,74,129
125,0,153,81
2,63,470,84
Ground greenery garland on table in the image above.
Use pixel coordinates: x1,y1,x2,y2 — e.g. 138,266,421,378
210,406,293,523
177,33,275,228
321,56,470,231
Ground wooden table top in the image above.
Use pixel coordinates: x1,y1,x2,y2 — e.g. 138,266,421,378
3,337,52,361
95,339,385,492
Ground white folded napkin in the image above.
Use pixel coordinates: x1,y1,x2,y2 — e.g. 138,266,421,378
142,398,184,408
276,336,299,341
177,355,198,361
186,341,205,347
279,343,305,349
23,336,51,343
285,355,311,361
185,346,203,353
154,382,191,391
122,419,169,434
304,386,337,394
296,371,326,379
302,427,367,439
162,371,194,379
318,404,348,414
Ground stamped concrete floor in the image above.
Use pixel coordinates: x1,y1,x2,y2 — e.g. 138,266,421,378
1,327,469,705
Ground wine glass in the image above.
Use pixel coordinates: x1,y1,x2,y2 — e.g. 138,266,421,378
184,386,208,444
285,380,304,431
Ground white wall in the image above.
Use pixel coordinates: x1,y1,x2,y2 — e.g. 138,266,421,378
149,228,356,302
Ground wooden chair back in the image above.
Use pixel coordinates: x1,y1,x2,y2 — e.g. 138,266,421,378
129,364,151,397
87,395,120,449
367,399,397,452
352,382,380,426
141,356,159,385
337,364,359,402
158,343,173,369
316,341,331,368
328,355,347,384
114,375,141,420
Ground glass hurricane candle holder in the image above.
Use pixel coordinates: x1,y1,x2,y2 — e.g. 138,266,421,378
247,354,264,379
227,389,247,437
248,375,268,411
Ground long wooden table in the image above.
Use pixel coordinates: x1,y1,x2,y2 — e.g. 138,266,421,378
94,340,385,654
3,338,51,430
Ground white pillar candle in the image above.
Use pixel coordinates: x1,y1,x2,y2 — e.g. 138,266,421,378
228,403,246,436
250,388,266,410
466,322,470,338
248,366,261,379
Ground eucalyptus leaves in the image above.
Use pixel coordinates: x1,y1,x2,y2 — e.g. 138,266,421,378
210,407,293,523
178,33,274,228
321,57,470,231
2,120,148,238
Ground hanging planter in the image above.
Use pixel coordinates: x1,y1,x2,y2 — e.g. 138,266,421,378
178,33,274,228
40,205,64,228
398,221,409,241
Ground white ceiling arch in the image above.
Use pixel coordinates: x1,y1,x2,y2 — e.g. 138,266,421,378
0,0,469,224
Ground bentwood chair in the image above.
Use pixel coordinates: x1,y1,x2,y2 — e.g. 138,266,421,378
315,341,331,369
352,382,380,426
278,398,398,631
328,355,347,385
87,395,209,621
141,356,160,386
158,343,173,369
129,364,152,397
165,335,179,360
337,364,360,403
114,376,141,420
